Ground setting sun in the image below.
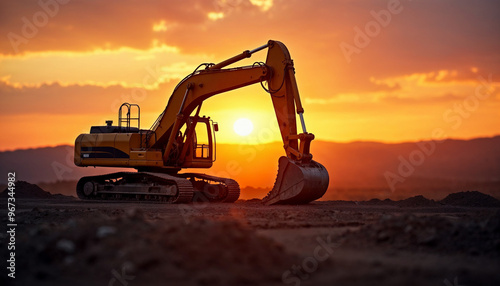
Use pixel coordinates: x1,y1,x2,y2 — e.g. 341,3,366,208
233,118,254,136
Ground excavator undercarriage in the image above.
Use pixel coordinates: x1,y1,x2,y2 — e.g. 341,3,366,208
77,172,240,203
74,40,329,205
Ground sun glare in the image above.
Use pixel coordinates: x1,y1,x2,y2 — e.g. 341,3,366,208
233,118,254,136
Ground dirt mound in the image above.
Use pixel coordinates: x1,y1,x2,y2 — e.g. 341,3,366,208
0,180,52,199
440,191,500,207
237,198,263,203
360,198,394,206
339,212,500,257
354,193,498,208
358,195,438,207
5,208,293,286
396,195,440,207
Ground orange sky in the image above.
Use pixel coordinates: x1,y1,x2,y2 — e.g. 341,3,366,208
1,0,499,151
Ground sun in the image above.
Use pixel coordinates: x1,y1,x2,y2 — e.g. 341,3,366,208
233,118,254,136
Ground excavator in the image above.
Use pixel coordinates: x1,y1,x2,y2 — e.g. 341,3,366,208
74,40,329,205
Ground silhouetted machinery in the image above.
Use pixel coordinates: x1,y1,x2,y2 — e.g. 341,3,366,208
74,40,329,205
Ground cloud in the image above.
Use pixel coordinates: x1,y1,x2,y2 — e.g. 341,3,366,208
2,0,499,93
207,12,225,21
0,79,177,116
249,0,273,11
380,93,466,105
0,45,211,87
0,0,270,55
334,0,500,79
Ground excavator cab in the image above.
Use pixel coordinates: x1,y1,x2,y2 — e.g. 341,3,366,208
179,116,217,168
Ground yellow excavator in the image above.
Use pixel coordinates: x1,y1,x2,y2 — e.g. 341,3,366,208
74,40,329,205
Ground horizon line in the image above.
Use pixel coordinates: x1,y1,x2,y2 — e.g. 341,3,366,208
1,134,499,153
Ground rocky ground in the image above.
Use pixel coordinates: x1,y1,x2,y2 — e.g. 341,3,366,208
1,182,500,286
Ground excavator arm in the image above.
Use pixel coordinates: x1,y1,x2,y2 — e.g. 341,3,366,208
152,41,315,163
149,40,329,204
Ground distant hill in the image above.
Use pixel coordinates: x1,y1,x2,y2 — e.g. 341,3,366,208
1,136,499,200
0,145,129,184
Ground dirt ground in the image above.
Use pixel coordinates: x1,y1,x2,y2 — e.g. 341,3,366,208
1,183,500,286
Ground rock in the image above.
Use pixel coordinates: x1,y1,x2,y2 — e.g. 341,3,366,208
440,191,500,207
126,208,144,220
396,195,440,208
0,181,52,199
96,226,117,238
56,239,75,253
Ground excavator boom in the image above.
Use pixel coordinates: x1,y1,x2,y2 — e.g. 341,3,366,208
74,40,329,205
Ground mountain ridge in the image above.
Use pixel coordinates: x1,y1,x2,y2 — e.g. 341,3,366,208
1,136,499,200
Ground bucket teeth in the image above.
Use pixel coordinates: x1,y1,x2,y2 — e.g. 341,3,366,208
262,156,329,205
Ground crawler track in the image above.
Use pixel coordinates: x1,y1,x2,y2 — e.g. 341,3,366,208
182,173,240,203
76,172,240,203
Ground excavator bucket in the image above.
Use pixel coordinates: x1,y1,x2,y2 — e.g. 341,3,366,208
262,156,329,205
